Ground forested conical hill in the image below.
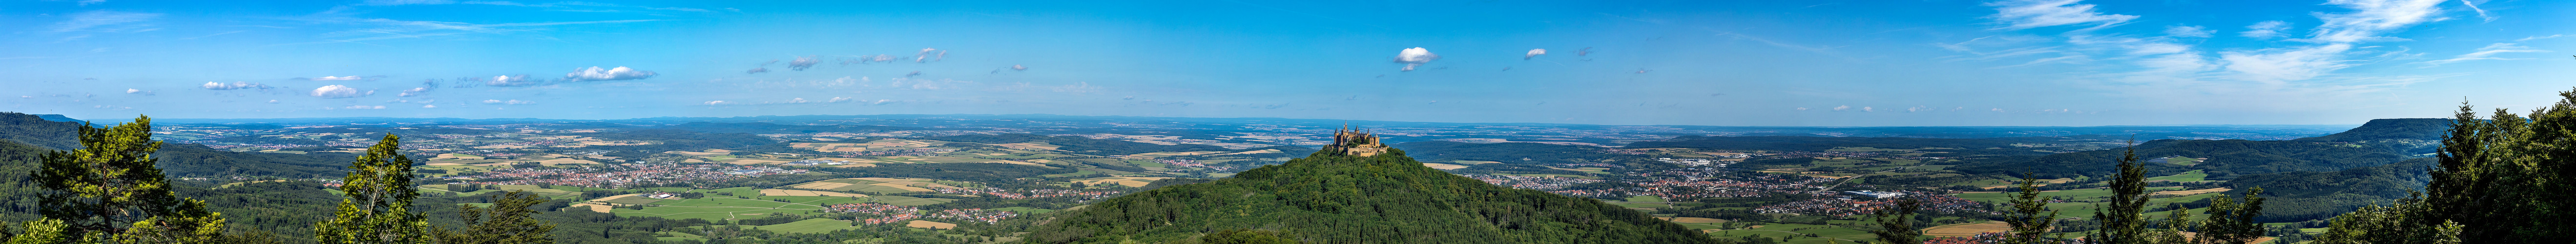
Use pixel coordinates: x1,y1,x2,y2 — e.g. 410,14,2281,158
1023,147,1717,244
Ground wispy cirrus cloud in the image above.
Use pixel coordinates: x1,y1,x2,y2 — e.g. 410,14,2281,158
2418,43,2546,66
52,11,163,33
2240,20,2292,39
1982,0,2136,30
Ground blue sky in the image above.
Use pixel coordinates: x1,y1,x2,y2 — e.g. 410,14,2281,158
2,0,2568,126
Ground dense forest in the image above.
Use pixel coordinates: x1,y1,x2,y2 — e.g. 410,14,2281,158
1023,147,1716,244
1952,139,2404,180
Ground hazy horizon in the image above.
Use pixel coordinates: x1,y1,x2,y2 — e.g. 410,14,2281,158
5,0,2567,126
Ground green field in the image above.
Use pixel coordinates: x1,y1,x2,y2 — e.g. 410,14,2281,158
1705,223,1876,244
2147,170,2210,182
612,196,829,221
755,218,864,234
1625,196,1668,203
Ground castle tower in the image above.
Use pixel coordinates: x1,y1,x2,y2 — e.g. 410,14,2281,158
1326,125,1389,157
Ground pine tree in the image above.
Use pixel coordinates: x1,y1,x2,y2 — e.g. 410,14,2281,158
31,116,227,243
2197,188,2265,244
2149,203,2190,244
314,134,430,244
2004,176,2059,244
1870,198,1921,244
2087,142,2150,244
433,191,556,244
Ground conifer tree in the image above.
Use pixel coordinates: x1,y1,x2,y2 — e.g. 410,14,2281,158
433,191,556,244
1870,198,1921,244
2149,203,2190,244
2197,188,2265,244
32,116,227,243
2087,142,2149,244
314,134,429,244
2004,176,2059,244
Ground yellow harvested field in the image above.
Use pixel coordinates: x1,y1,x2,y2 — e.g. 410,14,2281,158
1422,163,1469,170
793,182,856,190
905,220,957,229
868,183,936,192
1662,217,1728,224
537,158,599,164
424,163,464,166
760,189,869,197
569,203,612,213
1924,222,2011,237
2156,187,2232,196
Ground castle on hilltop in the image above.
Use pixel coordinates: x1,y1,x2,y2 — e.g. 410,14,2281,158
1327,126,1389,157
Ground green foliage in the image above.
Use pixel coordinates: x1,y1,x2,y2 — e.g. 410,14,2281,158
0,113,81,150
2220,158,2432,222
432,191,555,244
1869,198,1919,244
2003,177,2059,244
33,116,228,243
2193,188,2265,244
1199,229,1299,244
2085,145,2148,244
1955,139,2402,180
314,134,429,244
2401,91,2576,242
1023,148,1719,244
2311,193,2459,244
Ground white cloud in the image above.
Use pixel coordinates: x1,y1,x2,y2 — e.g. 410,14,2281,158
1795,107,1810,111
125,88,148,95
2457,0,2493,22
1832,105,1851,111
201,81,268,90
2220,43,2356,83
1983,0,2137,30
2419,43,2546,66
2518,34,2570,41
745,67,769,74
828,97,855,103
310,85,364,98
422,104,437,108
1525,49,1547,60
914,48,944,62
266,100,278,103
487,75,536,86
1863,106,1877,112
563,66,657,81
1011,64,1027,71
2302,0,2446,43
702,101,732,105
1392,47,1440,71
2164,25,2213,38
51,11,162,33
342,105,386,109
308,76,370,81
2241,20,2291,39
481,99,535,105
788,56,819,71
